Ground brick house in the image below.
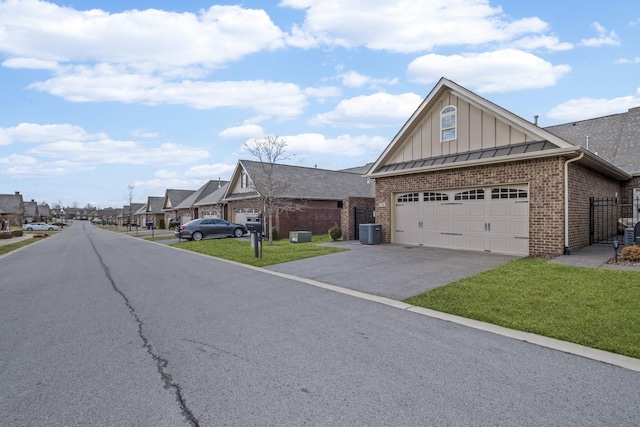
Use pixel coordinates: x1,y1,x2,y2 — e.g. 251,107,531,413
174,180,229,223
0,192,24,228
365,77,640,258
23,200,40,223
223,160,375,238
162,189,195,227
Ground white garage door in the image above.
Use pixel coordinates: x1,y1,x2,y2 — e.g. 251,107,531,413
394,186,529,256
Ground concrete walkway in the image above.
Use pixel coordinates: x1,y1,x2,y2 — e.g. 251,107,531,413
549,243,640,271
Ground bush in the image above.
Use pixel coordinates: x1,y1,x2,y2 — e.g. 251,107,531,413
328,224,342,241
159,219,166,229
0,232,11,239
11,230,23,237
270,227,279,241
621,245,640,262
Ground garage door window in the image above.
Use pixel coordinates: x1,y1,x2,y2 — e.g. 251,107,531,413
491,188,528,199
454,189,484,200
424,192,449,202
397,193,420,202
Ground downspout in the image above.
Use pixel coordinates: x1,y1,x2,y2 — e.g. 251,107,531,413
564,152,585,255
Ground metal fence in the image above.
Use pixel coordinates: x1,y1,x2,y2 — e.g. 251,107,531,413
354,207,375,240
589,196,640,244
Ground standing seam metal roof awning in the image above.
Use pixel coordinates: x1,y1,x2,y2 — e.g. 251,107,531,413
373,141,557,174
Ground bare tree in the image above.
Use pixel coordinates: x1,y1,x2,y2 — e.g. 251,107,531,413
244,136,302,245
126,185,135,231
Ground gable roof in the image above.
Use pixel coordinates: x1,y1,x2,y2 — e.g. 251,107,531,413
162,189,194,211
176,180,228,209
224,160,374,201
366,77,632,181
545,106,640,174
23,200,38,217
144,196,164,214
194,182,229,206
0,193,24,215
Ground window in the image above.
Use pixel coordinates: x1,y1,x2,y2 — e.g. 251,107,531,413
397,193,420,202
491,188,528,199
424,192,449,202
441,106,456,142
454,189,484,200
241,171,248,188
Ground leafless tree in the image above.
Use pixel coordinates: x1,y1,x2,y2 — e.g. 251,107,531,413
244,136,303,245
126,185,135,231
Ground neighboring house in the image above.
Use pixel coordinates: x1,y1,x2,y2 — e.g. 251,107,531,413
162,189,195,226
194,181,230,219
38,203,51,222
120,203,144,226
365,77,640,258
174,180,229,223
142,196,165,228
23,200,40,223
223,159,375,237
0,192,25,228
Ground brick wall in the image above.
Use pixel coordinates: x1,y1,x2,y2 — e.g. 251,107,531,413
567,163,622,250
374,157,585,258
341,196,375,240
227,199,342,239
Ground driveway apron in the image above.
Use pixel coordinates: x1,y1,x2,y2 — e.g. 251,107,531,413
265,241,517,300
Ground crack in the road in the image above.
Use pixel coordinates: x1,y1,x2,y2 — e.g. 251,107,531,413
88,237,199,427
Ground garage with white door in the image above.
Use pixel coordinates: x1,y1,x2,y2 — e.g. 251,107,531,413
394,185,529,256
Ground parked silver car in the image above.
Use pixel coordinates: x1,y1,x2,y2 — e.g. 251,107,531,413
175,218,246,241
22,222,59,231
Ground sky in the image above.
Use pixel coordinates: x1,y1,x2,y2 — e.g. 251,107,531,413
1,0,639,209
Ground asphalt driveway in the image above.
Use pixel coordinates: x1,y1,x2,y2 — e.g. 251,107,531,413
265,241,517,300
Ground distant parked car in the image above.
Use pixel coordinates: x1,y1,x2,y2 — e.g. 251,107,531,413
23,222,59,231
52,221,68,228
175,218,246,241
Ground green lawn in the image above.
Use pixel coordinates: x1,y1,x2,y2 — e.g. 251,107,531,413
0,238,40,256
404,258,640,359
171,234,346,267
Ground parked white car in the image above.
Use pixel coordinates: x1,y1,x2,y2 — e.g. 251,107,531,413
22,222,60,231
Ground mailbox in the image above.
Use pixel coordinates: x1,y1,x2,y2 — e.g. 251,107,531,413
246,220,263,234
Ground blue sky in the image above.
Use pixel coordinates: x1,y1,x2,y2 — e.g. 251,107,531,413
1,0,639,208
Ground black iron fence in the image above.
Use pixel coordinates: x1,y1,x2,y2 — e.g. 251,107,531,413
590,196,640,244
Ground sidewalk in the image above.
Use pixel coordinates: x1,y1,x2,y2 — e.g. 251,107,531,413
0,234,34,247
549,244,640,271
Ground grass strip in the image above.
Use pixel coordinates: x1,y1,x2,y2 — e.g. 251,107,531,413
0,238,40,256
171,235,346,267
404,258,640,359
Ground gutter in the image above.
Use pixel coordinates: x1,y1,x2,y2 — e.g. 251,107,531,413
563,152,584,255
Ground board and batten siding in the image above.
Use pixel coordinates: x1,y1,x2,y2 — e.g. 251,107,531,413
388,92,535,165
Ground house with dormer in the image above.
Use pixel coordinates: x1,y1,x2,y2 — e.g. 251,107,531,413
365,77,640,257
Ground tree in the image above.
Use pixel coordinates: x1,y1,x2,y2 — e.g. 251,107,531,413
126,185,135,231
244,136,302,245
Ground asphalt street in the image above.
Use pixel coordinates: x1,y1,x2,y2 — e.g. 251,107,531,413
1,222,639,426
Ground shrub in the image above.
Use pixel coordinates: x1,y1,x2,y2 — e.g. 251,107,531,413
11,230,23,237
328,224,342,241
159,219,166,229
0,232,11,239
270,227,279,241
621,245,640,262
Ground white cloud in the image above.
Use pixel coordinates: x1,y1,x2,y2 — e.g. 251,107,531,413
131,129,159,138
185,163,237,178
0,2,284,69
282,0,552,52
580,23,620,47
509,35,573,52
310,92,423,128
2,57,60,70
547,88,640,121
28,66,307,117
284,133,389,156
0,153,37,165
338,71,399,89
154,169,178,179
29,140,209,165
219,124,265,140
616,57,640,64
0,123,107,145
0,159,94,178
407,49,571,92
